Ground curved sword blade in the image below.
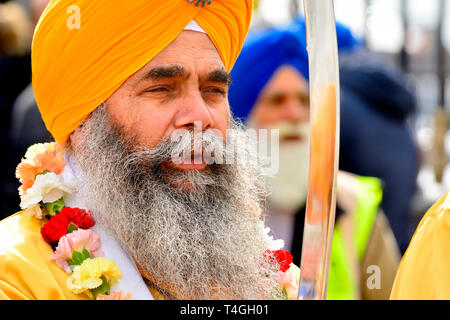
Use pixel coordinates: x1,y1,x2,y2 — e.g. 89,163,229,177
298,0,340,300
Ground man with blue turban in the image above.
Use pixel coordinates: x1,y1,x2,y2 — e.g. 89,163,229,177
288,15,419,256
229,26,400,300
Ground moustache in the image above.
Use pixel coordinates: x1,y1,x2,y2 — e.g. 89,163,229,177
274,121,310,142
122,128,228,173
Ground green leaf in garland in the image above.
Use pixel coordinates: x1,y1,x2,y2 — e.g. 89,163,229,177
281,287,288,300
271,287,288,300
43,198,65,216
34,170,51,180
67,223,78,234
68,249,91,266
91,276,110,299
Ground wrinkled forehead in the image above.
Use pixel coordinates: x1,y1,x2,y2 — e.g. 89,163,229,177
123,30,228,85
151,30,225,69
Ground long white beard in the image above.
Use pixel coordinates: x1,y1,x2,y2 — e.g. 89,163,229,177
264,122,310,213
68,105,282,300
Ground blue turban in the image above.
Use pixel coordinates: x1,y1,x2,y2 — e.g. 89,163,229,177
229,28,309,121
287,15,361,51
229,18,360,121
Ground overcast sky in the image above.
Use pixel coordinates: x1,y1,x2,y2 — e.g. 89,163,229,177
258,0,450,53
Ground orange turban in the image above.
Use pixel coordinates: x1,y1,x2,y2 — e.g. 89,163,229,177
32,0,252,144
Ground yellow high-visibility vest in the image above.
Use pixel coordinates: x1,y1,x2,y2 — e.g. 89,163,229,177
327,176,383,300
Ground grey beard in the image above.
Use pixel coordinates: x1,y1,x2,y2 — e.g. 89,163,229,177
67,105,282,300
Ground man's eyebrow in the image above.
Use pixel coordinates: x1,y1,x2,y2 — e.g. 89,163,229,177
205,69,233,86
143,65,189,80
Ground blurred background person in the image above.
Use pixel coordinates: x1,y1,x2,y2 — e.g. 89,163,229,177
253,0,450,265
287,15,419,254
338,50,419,254
10,0,51,156
0,0,33,218
229,27,401,299
1,0,50,219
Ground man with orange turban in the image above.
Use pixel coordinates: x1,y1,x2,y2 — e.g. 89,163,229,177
0,0,298,300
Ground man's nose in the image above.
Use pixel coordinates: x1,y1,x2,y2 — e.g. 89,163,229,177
283,100,309,123
173,91,214,131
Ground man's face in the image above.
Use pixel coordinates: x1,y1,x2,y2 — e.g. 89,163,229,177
247,65,311,212
103,30,231,170
248,65,309,135
68,31,281,299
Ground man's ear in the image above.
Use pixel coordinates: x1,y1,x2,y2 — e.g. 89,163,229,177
68,106,99,150
67,130,77,152
68,103,108,151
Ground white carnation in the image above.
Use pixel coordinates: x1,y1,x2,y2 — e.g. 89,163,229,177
23,203,43,219
20,172,75,209
259,221,285,251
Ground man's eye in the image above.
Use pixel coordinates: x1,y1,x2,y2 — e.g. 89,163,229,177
146,86,170,93
269,95,287,105
298,94,310,107
203,87,226,95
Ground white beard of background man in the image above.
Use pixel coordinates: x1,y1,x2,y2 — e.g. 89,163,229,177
263,121,310,213
245,64,311,253
229,27,402,300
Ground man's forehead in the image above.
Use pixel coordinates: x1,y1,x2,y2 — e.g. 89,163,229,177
150,31,223,66
263,65,309,94
132,31,226,80
138,62,228,79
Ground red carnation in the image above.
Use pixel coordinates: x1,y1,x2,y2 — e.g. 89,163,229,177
40,207,95,244
41,211,70,244
62,207,95,229
266,250,293,273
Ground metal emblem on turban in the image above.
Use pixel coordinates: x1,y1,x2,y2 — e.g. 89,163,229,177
188,0,212,7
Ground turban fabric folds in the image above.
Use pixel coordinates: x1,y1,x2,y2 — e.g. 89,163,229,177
32,0,252,144
229,29,309,121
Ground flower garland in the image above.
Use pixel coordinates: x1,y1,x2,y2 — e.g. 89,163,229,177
16,142,299,300
16,143,131,300
266,249,300,300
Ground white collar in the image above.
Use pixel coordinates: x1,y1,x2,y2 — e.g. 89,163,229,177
61,156,154,300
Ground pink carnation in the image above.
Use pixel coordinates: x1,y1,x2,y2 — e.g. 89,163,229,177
96,290,133,300
50,229,103,272
278,271,298,300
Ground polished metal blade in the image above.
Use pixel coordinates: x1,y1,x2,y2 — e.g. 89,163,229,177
298,0,340,300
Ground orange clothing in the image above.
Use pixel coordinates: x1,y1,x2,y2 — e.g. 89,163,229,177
0,212,88,299
0,212,163,300
390,190,450,299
